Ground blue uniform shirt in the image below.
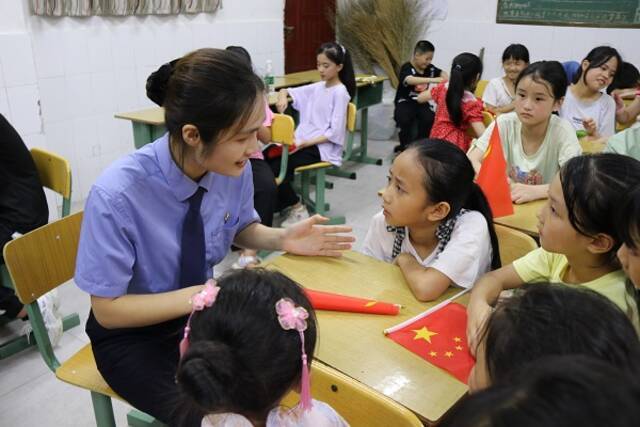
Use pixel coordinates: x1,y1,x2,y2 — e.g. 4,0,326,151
75,134,259,297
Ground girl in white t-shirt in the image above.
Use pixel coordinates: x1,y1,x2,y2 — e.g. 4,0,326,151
468,61,582,204
559,46,621,140
483,44,530,115
362,139,500,301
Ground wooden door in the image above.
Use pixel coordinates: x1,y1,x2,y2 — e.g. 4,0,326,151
284,0,336,73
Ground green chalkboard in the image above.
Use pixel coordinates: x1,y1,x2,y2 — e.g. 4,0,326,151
497,0,640,28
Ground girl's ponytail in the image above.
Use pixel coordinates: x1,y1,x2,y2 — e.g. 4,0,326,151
446,53,483,127
465,183,501,270
317,42,356,99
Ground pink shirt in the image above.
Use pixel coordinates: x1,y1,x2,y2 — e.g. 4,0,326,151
250,99,274,160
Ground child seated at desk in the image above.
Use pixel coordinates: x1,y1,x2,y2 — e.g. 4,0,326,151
466,283,640,392
468,61,581,204
467,154,640,350
176,269,348,427
482,43,530,115
362,139,500,302
393,40,446,152
443,354,640,427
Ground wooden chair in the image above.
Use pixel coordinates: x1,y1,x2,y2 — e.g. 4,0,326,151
327,102,359,181
3,212,164,427
495,224,538,265
281,361,422,427
270,113,296,185
474,79,489,99
1,148,80,360
465,110,495,139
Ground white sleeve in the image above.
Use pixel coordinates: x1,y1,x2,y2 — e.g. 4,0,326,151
429,212,492,288
482,78,500,107
598,95,617,138
361,211,393,262
289,83,317,112
471,119,496,153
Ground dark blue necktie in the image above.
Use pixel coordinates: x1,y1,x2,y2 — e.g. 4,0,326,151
180,186,207,287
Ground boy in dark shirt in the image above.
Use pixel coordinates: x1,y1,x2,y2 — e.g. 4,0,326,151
393,40,447,152
1,113,48,320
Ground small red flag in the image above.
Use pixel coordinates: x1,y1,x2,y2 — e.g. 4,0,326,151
304,289,400,315
476,124,514,218
387,303,475,383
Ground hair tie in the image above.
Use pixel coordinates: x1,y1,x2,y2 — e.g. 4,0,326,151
454,63,463,71
276,298,312,412
338,43,346,56
179,279,220,358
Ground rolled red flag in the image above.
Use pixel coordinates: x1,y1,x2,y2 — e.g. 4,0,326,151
304,289,401,315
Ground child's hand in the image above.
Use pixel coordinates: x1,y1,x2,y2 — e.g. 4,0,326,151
393,252,412,266
613,92,625,112
582,117,597,136
510,183,541,204
466,300,492,355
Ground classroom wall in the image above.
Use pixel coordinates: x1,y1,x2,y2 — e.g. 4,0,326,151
0,0,284,211
424,0,640,81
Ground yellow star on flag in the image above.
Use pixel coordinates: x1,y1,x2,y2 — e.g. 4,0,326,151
429,351,437,357
412,326,438,343
445,351,454,358
453,337,462,343
455,345,463,351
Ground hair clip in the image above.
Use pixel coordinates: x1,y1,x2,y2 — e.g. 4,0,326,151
276,298,312,411
179,279,220,358
454,63,463,71
338,43,346,56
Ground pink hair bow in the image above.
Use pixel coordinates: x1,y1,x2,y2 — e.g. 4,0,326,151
179,279,219,358
276,298,313,412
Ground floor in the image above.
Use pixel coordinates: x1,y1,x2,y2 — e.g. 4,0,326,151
0,135,398,426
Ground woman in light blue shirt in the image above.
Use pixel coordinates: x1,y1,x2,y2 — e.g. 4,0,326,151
74,49,353,426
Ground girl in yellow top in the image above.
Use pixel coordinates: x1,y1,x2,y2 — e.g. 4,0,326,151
467,153,640,349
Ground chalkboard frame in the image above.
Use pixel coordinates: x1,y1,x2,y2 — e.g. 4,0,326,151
496,0,640,29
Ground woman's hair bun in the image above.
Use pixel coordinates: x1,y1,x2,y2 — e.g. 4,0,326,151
145,58,179,106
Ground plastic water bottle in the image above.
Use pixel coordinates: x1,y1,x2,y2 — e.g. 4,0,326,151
264,59,275,93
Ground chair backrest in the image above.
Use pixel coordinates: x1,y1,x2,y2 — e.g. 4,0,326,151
3,211,83,305
474,79,489,98
482,110,495,127
347,102,356,132
271,113,295,146
30,147,73,217
495,224,537,265
281,361,422,427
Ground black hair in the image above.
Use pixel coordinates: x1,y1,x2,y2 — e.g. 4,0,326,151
618,186,640,250
414,40,435,55
477,283,640,386
176,269,317,424
317,42,356,99
225,45,252,67
407,139,500,269
515,60,567,100
607,61,640,94
440,355,640,427
502,43,529,63
560,153,640,265
446,53,483,127
147,48,264,156
573,45,622,86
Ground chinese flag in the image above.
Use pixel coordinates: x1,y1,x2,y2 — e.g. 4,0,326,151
476,124,514,218
387,303,474,383
305,289,400,315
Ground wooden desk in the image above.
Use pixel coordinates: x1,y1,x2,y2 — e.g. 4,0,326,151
493,200,545,237
266,251,468,424
114,107,166,149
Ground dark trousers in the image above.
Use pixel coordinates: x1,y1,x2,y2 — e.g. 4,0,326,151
250,158,277,227
266,145,321,212
394,100,435,148
1,229,22,319
86,312,202,427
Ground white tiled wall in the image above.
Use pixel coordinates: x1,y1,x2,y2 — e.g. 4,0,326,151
424,0,640,82
0,0,284,212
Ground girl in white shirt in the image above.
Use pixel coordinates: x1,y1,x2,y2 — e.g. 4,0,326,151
559,46,621,140
362,139,500,301
483,44,530,115
469,61,582,204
